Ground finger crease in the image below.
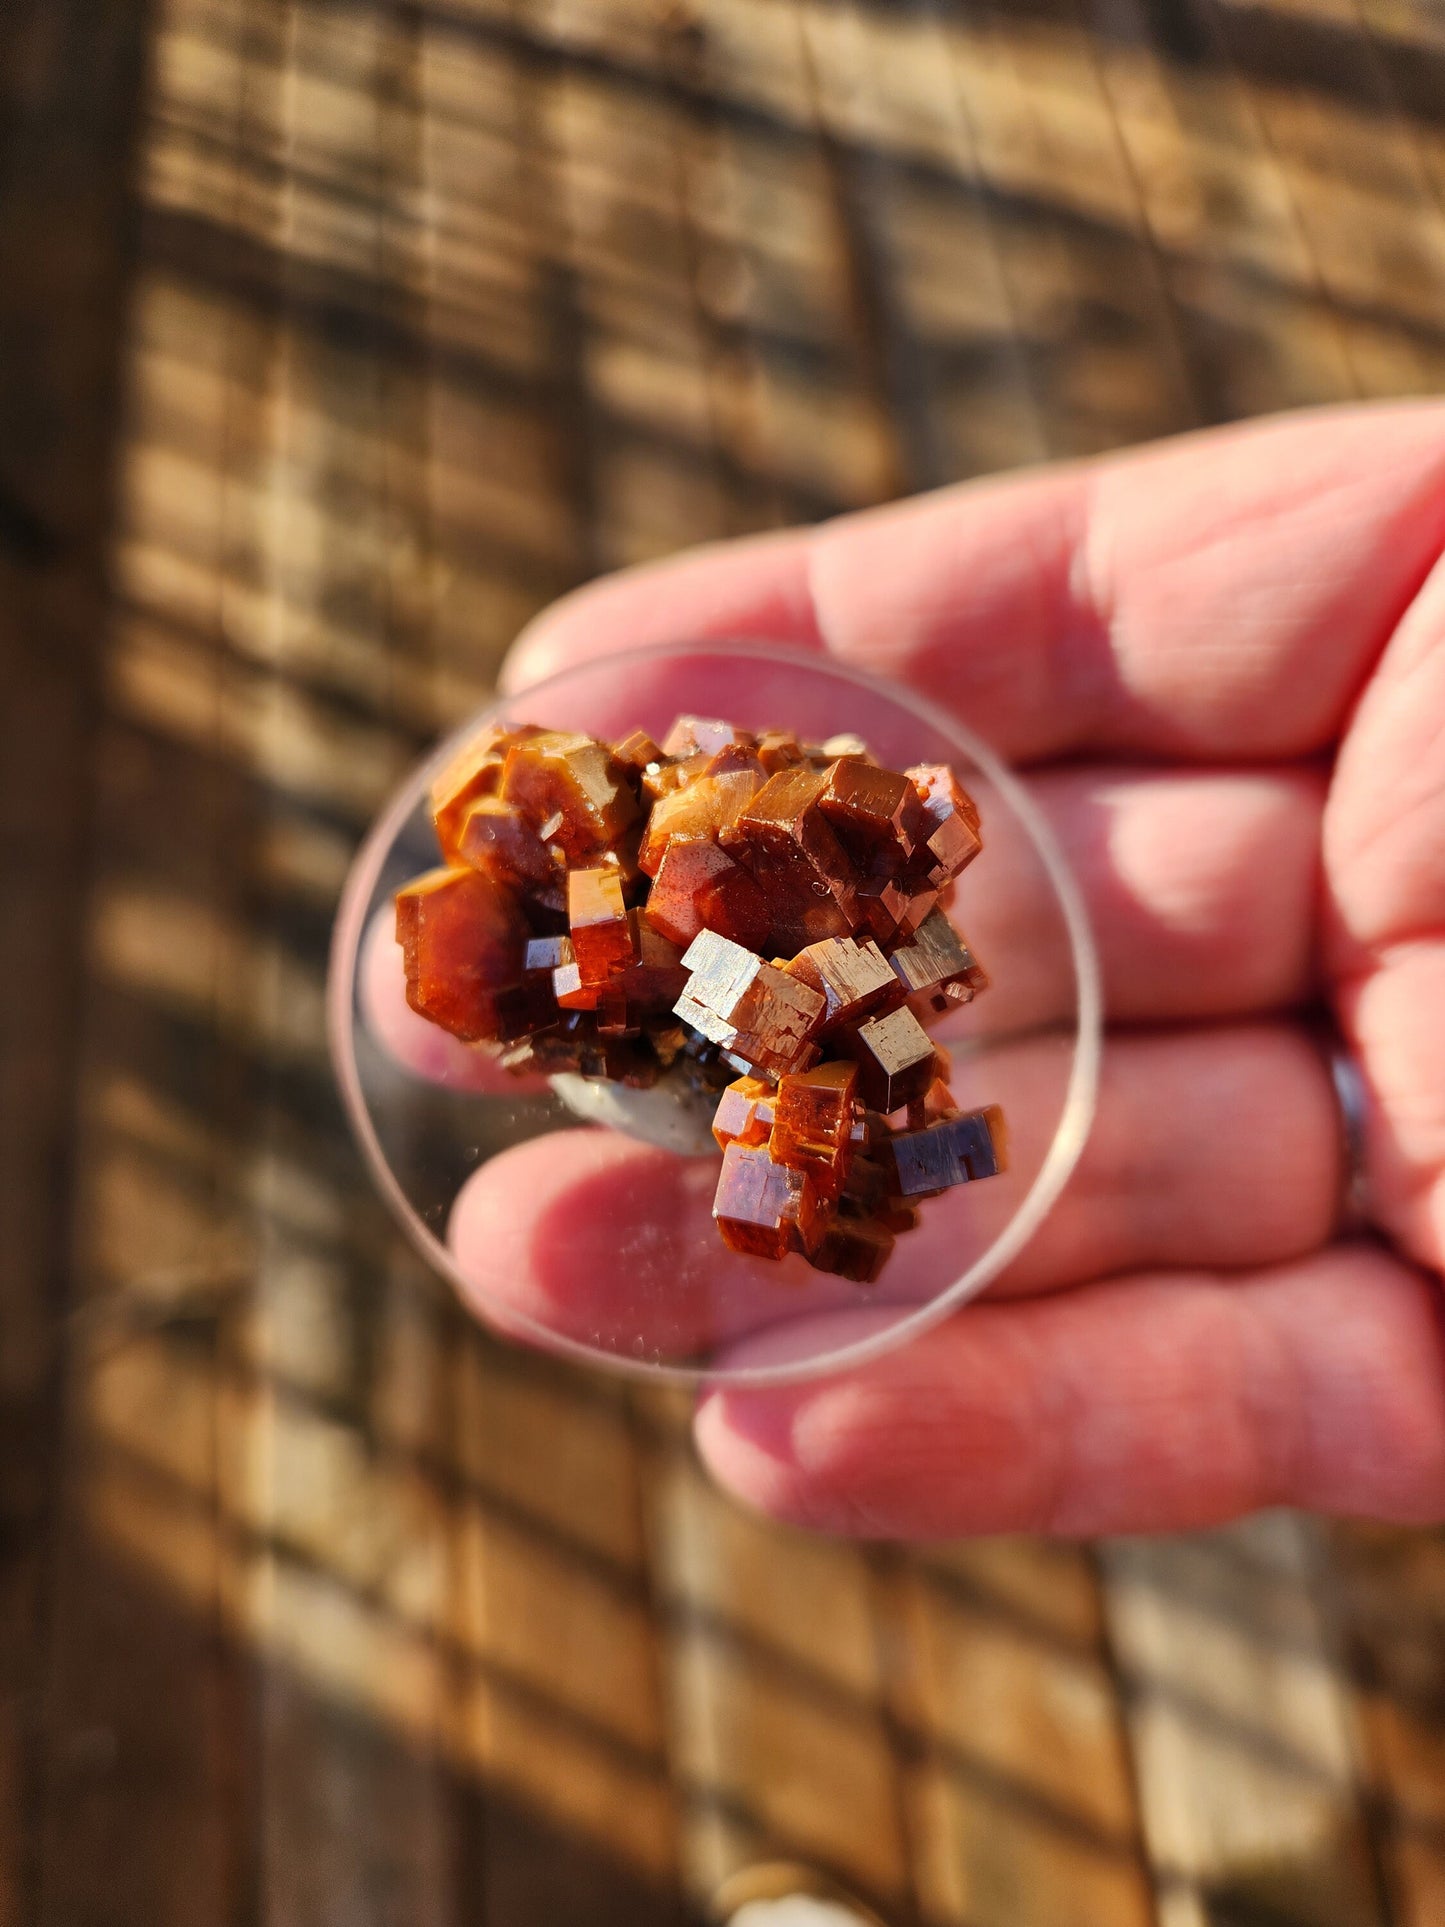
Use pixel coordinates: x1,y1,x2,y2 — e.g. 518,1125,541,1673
1058,468,1125,752
1236,1282,1308,1513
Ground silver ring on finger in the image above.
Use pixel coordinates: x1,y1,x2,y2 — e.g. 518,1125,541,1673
1327,1040,1371,1236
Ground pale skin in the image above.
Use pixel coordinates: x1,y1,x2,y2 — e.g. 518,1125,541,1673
373,402,1445,1540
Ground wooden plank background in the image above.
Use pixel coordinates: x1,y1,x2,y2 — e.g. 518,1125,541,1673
4,1,1445,1923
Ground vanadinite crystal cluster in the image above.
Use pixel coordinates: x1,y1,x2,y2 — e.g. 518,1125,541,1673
396,716,1005,1282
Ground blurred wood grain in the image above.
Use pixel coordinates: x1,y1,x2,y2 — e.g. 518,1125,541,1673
4,1,1445,1923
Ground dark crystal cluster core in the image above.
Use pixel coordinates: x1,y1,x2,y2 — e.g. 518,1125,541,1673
396,715,1006,1282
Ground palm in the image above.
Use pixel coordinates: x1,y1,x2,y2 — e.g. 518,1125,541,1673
372,404,1445,1539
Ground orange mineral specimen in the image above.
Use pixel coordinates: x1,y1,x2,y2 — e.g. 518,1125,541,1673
852,870,940,947
638,767,765,876
456,797,560,891
394,715,1005,1282
838,1003,938,1113
888,907,989,1012
568,866,638,984
884,1104,1007,1198
645,838,772,953
523,933,572,974
615,921,690,1009
675,929,825,1077
552,946,600,1011
811,1214,895,1284
396,865,533,1042
500,729,638,861
783,935,904,1032
755,728,809,774
613,728,665,773
713,1140,824,1260
818,756,926,873
662,716,755,759
711,1074,777,1150
728,766,859,939
907,762,983,882
771,1061,859,1202
431,722,544,859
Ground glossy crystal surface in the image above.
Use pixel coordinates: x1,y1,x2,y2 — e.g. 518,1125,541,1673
393,715,1009,1278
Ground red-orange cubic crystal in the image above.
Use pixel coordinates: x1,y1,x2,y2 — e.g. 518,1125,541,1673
711,1074,778,1150
644,838,772,953
396,865,532,1042
713,1140,824,1260
394,715,1007,1279
567,866,637,984
771,1061,859,1203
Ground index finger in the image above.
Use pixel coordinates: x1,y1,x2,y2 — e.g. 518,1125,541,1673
502,403,1445,765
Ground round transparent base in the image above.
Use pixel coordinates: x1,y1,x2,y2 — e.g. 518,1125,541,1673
329,641,1101,1386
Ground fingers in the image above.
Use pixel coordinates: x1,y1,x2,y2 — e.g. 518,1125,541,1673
694,1245,1445,1538
962,762,1323,1032
996,1024,1340,1295
1325,541,1445,957
502,527,821,691
1324,542,1445,1272
448,1129,863,1361
444,1025,1342,1359
504,402,1445,764
1336,946,1445,1276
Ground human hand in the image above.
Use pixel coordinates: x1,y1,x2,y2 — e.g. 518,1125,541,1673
377,403,1445,1539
